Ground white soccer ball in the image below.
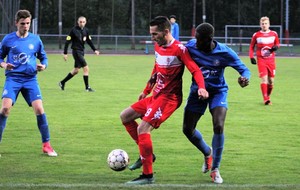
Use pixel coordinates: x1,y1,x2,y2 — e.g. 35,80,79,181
107,149,129,171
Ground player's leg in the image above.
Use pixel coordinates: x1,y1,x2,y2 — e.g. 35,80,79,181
59,67,79,90
208,92,227,184
267,76,274,101
210,106,226,184
0,98,13,142
121,98,156,170
31,99,57,157
126,97,179,184
59,50,81,90
183,84,212,172
25,81,57,157
120,106,143,144
266,62,276,105
82,65,94,92
183,110,211,156
260,75,270,104
126,120,155,185
258,60,270,104
0,79,19,143
74,51,93,92
183,109,212,173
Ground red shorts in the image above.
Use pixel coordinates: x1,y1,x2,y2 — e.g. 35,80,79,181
257,58,276,78
131,95,182,128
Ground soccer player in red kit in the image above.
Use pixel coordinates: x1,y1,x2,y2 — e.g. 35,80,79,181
249,16,280,105
120,16,209,185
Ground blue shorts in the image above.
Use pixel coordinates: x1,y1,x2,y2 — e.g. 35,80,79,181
184,83,228,115
2,76,42,106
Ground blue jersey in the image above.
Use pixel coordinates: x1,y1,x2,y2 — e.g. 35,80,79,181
0,32,48,77
185,39,250,93
171,23,180,41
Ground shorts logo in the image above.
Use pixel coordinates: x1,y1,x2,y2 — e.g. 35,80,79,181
151,107,162,120
2,89,8,96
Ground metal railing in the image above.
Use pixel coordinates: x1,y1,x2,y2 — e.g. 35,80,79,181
1,34,299,56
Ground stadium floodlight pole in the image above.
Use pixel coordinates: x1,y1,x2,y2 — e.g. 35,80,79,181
285,0,289,44
58,0,62,49
33,0,39,34
192,0,196,36
202,0,206,23
131,0,135,50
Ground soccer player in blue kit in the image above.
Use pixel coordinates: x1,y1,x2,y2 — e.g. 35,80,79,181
0,10,57,157
183,23,250,183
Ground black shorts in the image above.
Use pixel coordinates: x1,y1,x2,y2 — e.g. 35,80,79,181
72,49,87,68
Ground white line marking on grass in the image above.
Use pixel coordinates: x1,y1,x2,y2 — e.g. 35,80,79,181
1,183,300,189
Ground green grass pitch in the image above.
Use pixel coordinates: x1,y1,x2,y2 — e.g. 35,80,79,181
0,54,299,190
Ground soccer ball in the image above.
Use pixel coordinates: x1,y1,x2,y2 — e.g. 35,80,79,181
107,149,129,171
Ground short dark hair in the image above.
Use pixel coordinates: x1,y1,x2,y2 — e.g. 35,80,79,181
15,10,32,22
169,15,176,19
150,16,171,32
195,23,214,39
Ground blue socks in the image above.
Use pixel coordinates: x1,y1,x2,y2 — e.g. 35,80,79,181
37,113,50,143
212,133,224,170
0,113,50,143
188,129,211,156
0,114,8,142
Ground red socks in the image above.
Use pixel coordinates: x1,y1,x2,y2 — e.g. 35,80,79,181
261,83,274,102
123,121,139,144
138,133,153,175
260,83,269,101
123,122,154,175
267,84,273,97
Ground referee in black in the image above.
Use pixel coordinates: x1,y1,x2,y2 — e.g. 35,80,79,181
59,16,100,92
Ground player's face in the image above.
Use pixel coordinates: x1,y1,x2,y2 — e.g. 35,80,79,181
16,18,31,35
78,18,87,28
196,33,213,52
150,25,167,46
170,18,176,24
260,20,270,32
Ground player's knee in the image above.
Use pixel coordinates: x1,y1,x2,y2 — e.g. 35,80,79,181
182,125,194,137
213,125,224,134
1,107,10,116
120,110,128,123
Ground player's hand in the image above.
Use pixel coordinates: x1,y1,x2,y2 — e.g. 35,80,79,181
250,58,256,65
270,45,278,52
238,76,249,88
37,63,46,71
198,88,209,100
95,50,100,55
63,54,68,61
138,92,147,100
0,62,14,70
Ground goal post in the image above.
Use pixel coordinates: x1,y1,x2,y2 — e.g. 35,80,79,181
225,25,283,44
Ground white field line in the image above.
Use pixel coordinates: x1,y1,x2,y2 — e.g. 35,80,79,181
0,183,300,189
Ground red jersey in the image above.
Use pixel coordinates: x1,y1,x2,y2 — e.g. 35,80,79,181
249,30,280,60
143,39,205,99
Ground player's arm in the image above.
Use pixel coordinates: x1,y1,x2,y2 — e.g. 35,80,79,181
140,64,157,100
270,32,280,52
249,34,257,65
86,30,99,55
0,37,14,70
63,29,73,61
180,47,208,99
174,24,179,40
36,36,48,70
228,49,251,88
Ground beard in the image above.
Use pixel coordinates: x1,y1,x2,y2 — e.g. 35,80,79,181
156,34,168,46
